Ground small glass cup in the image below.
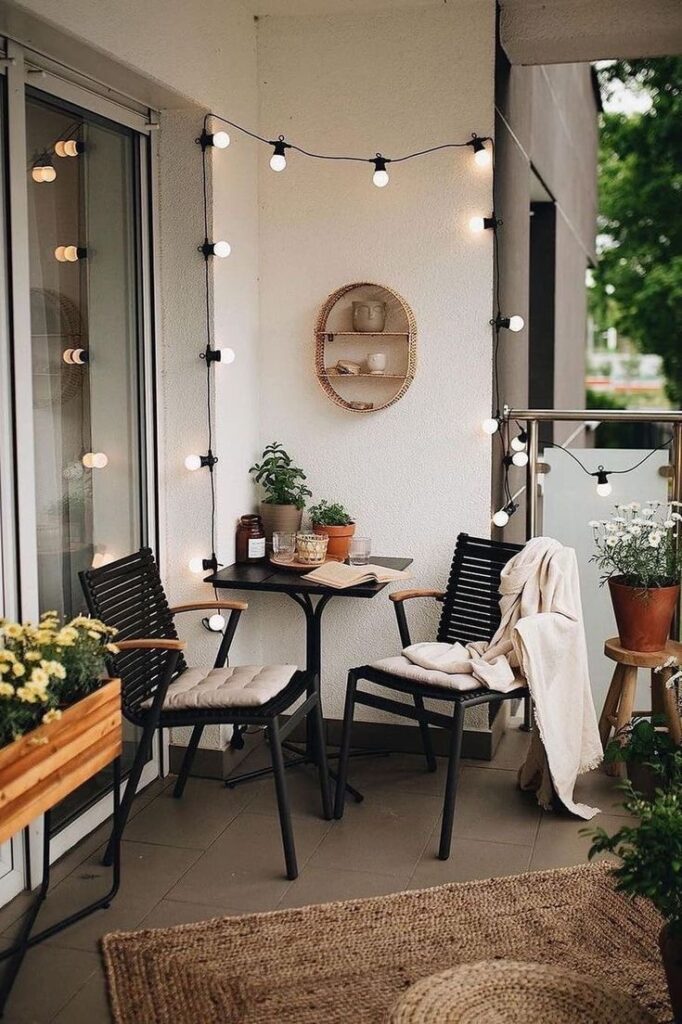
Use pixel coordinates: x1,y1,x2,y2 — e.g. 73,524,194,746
272,531,296,563
349,536,371,565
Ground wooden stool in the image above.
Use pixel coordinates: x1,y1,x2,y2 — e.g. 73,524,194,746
600,638,682,776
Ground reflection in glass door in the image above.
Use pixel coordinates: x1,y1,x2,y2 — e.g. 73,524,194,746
25,89,153,833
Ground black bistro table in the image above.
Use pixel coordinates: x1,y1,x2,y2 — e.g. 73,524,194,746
206,555,412,798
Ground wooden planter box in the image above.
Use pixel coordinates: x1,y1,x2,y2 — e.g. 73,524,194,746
0,679,121,845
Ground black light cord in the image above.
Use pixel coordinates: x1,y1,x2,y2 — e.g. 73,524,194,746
203,112,490,167
544,438,672,479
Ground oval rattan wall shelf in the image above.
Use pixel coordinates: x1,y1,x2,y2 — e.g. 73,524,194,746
314,282,416,413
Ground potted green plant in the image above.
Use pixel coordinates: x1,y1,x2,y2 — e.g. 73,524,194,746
605,716,682,799
590,501,682,652
586,787,682,1019
249,442,311,541
308,500,356,562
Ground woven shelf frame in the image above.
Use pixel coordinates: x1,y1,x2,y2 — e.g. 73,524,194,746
314,282,417,413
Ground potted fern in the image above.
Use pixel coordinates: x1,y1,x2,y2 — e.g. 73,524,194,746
309,500,356,562
249,442,311,541
590,501,682,652
586,787,682,1019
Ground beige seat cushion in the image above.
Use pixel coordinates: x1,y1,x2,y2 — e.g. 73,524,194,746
370,656,526,693
161,664,298,709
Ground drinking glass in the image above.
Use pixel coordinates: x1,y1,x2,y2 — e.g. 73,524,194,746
272,531,296,563
349,536,371,565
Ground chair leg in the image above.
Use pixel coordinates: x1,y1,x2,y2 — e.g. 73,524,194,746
268,719,298,881
173,724,204,799
414,694,437,772
102,728,152,867
438,703,465,861
311,698,333,820
334,671,358,820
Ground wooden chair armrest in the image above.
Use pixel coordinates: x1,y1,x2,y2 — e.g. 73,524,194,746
389,589,445,604
116,639,186,651
169,601,248,613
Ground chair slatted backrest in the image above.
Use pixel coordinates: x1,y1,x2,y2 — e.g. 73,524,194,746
437,533,524,646
79,548,186,716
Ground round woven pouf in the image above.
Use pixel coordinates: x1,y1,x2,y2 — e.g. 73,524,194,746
389,961,657,1024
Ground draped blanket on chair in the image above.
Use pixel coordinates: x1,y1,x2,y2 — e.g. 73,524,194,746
395,537,603,818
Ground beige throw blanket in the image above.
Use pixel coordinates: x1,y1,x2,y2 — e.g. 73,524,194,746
395,537,603,818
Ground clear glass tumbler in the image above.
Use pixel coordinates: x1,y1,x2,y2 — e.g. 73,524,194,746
349,536,371,565
272,531,296,563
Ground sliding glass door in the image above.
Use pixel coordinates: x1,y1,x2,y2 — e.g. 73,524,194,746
0,41,158,892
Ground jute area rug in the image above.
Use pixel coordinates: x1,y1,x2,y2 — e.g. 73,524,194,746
102,862,670,1024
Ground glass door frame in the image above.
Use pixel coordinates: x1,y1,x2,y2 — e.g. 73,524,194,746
0,39,163,892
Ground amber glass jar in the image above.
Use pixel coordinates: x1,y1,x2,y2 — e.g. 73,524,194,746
236,514,266,563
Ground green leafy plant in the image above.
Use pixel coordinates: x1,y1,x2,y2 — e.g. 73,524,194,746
0,612,118,747
249,442,311,509
308,500,354,527
590,500,682,588
605,716,682,791
585,786,682,936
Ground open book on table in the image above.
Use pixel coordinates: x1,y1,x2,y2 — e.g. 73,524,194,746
303,562,411,589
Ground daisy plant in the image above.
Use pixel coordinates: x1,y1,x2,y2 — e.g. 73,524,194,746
590,500,682,590
0,612,118,747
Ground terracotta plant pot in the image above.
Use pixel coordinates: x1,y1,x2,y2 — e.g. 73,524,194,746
312,522,356,562
608,577,680,653
659,923,682,1022
259,503,303,543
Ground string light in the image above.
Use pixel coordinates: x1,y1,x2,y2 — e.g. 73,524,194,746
544,441,672,499
198,129,230,150
184,452,218,471
54,245,87,262
372,155,390,188
200,240,231,258
188,555,218,574
55,139,85,157
492,501,518,528
469,135,491,168
208,613,226,631
594,468,612,497
511,430,528,452
31,158,56,182
482,416,500,436
269,136,288,172
469,214,500,233
201,345,236,365
63,348,88,365
493,313,524,333
512,450,529,468
82,452,108,469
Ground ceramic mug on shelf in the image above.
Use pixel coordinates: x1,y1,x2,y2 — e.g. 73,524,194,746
352,300,386,333
366,352,387,374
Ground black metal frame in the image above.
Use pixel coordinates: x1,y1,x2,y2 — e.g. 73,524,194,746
80,549,332,881
0,759,121,1016
334,533,527,860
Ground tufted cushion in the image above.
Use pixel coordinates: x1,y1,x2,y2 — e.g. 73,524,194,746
160,664,298,709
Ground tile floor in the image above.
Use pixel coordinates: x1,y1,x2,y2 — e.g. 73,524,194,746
0,724,629,1023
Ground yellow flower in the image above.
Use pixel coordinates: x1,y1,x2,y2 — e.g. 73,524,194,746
42,708,62,725
40,611,59,621
40,660,66,679
16,686,40,704
55,627,77,647
30,667,48,687
3,624,23,640
87,630,101,640
11,662,25,678
0,650,16,662
25,651,41,662
0,682,14,698
106,643,120,654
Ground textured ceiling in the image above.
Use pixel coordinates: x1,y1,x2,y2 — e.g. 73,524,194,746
243,0,452,16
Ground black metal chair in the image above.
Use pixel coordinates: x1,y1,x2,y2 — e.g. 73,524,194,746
80,548,331,880
334,533,527,859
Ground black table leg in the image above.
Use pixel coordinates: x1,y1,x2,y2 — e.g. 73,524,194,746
0,758,122,1016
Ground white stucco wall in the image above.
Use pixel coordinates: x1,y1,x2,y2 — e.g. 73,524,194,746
255,3,495,723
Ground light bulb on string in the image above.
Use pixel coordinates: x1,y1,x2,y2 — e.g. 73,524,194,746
469,135,491,168
63,348,88,365
482,417,500,436
372,155,389,188
54,245,87,263
269,137,288,172
511,430,528,452
512,450,529,468
31,159,56,182
202,346,236,366
208,613,226,631
82,452,108,469
185,455,202,471
188,555,218,575
199,129,230,149
594,468,612,497
492,501,518,528
200,240,231,258
469,214,499,234
493,314,525,333
184,452,218,471
55,139,84,157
